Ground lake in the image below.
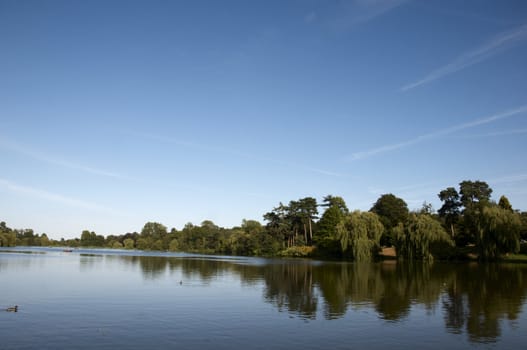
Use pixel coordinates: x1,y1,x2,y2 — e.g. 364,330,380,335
1,247,526,349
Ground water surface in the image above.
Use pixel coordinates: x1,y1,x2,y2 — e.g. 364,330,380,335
1,247,526,349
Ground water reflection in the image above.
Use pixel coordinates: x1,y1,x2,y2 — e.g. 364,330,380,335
262,262,318,319
3,248,525,344
107,254,527,343
442,263,527,343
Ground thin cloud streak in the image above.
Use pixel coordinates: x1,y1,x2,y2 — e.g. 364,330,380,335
489,173,527,185
348,105,527,161
127,130,344,177
348,0,409,25
332,0,409,28
454,128,527,139
0,138,127,179
0,178,116,213
306,0,409,30
401,23,527,91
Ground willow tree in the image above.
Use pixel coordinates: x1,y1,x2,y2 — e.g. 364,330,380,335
476,205,521,260
336,211,384,261
394,213,453,261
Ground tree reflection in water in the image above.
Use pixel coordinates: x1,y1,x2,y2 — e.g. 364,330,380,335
442,263,527,343
115,255,527,343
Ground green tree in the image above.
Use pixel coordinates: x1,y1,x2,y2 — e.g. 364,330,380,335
475,205,521,260
123,238,135,249
136,237,152,250
40,233,50,247
0,221,16,247
460,180,492,212
394,213,453,261
141,222,168,239
370,194,409,246
321,195,348,214
295,197,318,244
438,187,461,237
16,229,35,246
520,212,527,241
459,180,493,244
141,222,168,250
336,211,384,261
79,230,104,247
498,195,513,211
314,205,346,257
168,239,179,251
264,203,292,248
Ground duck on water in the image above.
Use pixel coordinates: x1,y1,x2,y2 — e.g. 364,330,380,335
5,305,18,312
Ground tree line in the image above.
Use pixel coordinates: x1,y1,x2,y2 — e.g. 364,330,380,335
2,180,526,261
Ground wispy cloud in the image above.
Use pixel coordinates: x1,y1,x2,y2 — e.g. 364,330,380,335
453,128,527,139
307,0,409,29
401,23,527,91
347,105,527,161
0,178,116,213
126,130,344,177
347,0,409,25
489,173,527,185
0,138,127,179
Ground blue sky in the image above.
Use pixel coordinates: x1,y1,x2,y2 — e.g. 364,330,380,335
1,0,527,239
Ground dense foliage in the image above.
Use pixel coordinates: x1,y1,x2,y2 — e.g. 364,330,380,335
394,213,453,261
2,180,526,261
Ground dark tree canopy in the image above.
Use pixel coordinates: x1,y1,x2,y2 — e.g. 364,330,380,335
321,195,348,214
498,195,513,212
394,213,453,261
314,205,346,256
370,194,409,246
336,211,384,261
370,194,409,228
476,206,521,260
438,187,461,218
460,180,492,212
438,187,462,237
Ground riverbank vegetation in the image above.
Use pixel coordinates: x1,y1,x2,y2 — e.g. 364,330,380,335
2,180,526,261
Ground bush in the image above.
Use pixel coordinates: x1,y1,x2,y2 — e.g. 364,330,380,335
278,246,315,257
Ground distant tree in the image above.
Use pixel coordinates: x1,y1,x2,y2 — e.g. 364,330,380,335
438,187,462,237
314,201,348,257
336,211,384,261
0,231,16,247
520,212,527,241
78,230,102,247
264,203,292,248
394,213,453,261
16,229,35,246
0,221,16,247
141,222,168,250
321,195,348,214
123,238,135,249
475,205,521,260
296,197,318,244
459,180,492,212
498,195,513,211
40,233,50,247
141,222,168,239
136,237,151,250
370,194,409,246
419,201,434,215
459,180,493,243
168,239,179,252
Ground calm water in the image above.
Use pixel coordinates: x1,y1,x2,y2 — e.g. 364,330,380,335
1,247,526,349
